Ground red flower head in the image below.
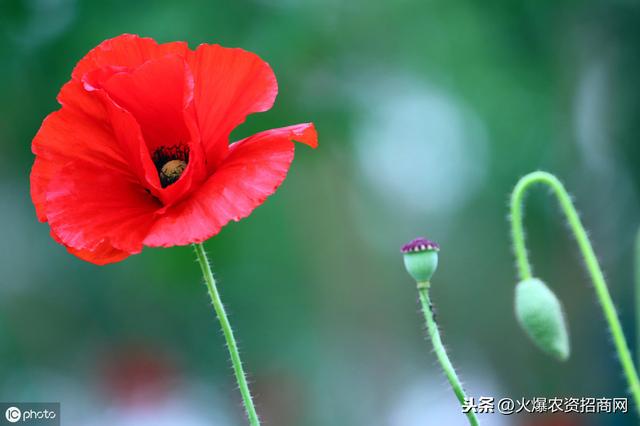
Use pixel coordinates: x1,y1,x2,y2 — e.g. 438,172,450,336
30,34,317,265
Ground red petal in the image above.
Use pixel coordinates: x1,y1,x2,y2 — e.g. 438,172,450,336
144,123,317,247
45,160,158,254
31,82,159,255
68,243,130,265
31,157,57,222
51,231,130,265
93,89,163,195
188,44,278,169
58,78,163,197
31,82,134,222
72,34,189,82
99,55,194,151
92,55,207,205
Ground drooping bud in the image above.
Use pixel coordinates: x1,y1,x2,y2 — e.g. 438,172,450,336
401,237,439,283
515,277,570,361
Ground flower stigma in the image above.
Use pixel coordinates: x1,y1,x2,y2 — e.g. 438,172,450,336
160,159,187,187
152,144,190,187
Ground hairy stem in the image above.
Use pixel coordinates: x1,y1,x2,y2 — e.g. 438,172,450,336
193,243,260,426
418,282,480,426
510,171,640,413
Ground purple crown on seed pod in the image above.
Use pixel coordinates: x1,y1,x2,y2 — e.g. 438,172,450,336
401,237,440,253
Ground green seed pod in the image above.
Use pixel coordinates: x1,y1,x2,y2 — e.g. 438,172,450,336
515,277,570,361
401,237,439,283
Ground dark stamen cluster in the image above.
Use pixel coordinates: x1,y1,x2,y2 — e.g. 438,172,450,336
152,144,190,188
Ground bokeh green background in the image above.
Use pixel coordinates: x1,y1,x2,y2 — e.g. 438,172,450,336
1,0,639,425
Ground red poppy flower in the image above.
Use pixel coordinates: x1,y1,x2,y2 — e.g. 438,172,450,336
30,34,317,265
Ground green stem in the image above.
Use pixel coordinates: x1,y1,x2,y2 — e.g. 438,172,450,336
635,229,640,370
417,282,480,426
193,243,260,426
510,171,640,413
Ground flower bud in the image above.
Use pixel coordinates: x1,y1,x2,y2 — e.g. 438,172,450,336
515,277,570,361
401,237,439,283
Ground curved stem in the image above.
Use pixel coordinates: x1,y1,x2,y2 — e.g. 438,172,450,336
417,282,480,426
193,243,260,426
635,229,640,369
509,171,640,413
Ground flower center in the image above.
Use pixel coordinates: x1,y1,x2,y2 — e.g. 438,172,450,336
160,160,187,187
152,144,190,188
